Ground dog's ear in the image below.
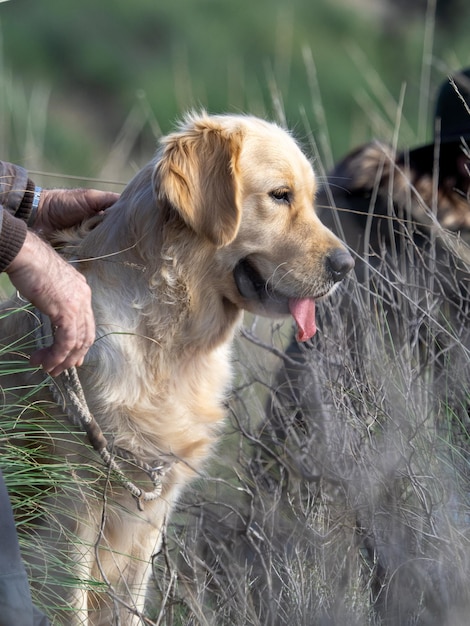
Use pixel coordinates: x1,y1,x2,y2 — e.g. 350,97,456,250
154,115,243,247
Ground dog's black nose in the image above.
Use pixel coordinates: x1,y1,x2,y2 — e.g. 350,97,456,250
326,249,355,282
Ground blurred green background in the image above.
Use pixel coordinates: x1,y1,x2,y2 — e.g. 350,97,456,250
0,0,469,184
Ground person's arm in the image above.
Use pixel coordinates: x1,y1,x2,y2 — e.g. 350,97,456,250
0,160,119,229
5,229,95,377
0,160,119,376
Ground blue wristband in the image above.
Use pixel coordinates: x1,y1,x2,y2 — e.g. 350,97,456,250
27,186,42,227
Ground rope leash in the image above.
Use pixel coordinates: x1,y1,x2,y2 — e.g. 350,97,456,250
33,310,175,511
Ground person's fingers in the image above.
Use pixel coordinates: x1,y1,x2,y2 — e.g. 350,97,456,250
83,189,120,212
35,189,120,233
30,346,88,377
30,319,95,376
28,281,96,376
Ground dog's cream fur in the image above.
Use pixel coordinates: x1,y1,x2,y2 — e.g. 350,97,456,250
1,113,352,625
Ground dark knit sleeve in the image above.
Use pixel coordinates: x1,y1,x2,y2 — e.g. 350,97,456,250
0,161,36,223
0,209,28,272
0,161,37,272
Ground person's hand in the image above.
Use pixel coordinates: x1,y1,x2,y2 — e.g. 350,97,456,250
6,230,95,376
33,188,119,234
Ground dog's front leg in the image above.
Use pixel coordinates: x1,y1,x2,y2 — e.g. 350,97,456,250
87,497,170,626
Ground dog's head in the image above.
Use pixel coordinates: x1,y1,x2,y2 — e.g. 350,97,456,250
154,112,354,341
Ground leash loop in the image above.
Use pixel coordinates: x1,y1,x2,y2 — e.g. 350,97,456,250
33,309,174,510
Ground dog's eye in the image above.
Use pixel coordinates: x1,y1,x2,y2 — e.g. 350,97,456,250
270,188,291,204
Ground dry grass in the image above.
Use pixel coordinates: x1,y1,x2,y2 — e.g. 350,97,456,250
148,199,470,625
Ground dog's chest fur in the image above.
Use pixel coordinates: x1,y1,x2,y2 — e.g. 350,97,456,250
82,328,234,474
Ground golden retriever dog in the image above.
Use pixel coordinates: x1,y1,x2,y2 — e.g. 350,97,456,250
0,112,353,625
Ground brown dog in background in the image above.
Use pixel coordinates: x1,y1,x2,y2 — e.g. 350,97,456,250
0,112,353,625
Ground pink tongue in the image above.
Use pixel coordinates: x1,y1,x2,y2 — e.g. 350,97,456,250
288,298,317,341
